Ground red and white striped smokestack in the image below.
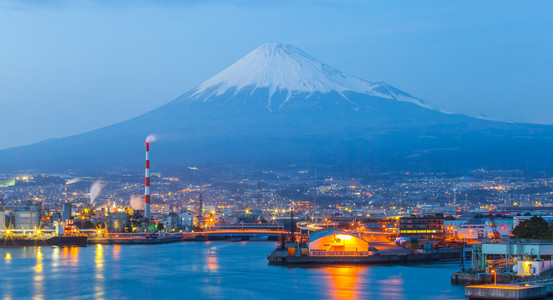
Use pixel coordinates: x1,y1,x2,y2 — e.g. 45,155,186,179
145,142,151,218
64,183,68,202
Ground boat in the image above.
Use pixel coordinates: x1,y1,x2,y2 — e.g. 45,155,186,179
88,233,184,245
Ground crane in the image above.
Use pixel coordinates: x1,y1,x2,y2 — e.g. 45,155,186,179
488,208,501,242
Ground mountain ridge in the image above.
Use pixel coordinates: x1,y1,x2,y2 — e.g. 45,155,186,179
1,42,553,172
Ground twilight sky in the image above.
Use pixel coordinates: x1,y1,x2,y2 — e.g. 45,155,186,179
0,0,551,150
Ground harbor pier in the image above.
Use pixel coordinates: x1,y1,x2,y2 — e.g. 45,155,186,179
466,284,547,300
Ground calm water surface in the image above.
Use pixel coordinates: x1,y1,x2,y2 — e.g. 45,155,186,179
0,242,466,299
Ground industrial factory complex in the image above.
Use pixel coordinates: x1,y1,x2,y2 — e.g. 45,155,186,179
3,140,553,299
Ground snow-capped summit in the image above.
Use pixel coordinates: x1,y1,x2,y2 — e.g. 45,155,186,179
2,43,553,172
191,42,432,110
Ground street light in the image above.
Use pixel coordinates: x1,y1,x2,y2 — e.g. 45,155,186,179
491,269,497,285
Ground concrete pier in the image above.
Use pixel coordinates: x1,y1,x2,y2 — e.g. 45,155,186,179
268,248,461,265
466,284,546,300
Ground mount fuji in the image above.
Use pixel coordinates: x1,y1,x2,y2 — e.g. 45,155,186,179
2,43,553,172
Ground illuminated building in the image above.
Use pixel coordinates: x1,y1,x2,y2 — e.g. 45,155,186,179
293,201,313,212
151,204,170,214
308,229,370,255
398,214,444,239
472,241,553,276
178,210,195,229
0,179,15,187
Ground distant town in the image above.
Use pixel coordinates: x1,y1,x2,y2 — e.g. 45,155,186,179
1,168,551,237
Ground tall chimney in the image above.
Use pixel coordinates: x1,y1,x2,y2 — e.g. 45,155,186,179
145,142,151,219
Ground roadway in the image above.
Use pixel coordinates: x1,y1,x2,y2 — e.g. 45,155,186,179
361,231,411,255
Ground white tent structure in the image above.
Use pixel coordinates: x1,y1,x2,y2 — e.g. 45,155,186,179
308,229,371,256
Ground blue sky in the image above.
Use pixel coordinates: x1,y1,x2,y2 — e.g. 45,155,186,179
0,0,551,149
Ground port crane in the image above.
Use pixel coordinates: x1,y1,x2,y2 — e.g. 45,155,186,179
488,208,502,242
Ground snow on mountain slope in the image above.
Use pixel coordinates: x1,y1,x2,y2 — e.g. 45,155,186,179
2,43,553,172
190,42,434,110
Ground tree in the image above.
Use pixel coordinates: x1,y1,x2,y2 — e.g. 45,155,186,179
512,216,553,239
157,223,165,232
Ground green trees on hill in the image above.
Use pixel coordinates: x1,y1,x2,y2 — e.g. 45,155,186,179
512,216,553,239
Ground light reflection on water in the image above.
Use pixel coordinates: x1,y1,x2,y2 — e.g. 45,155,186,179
206,248,219,272
33,249,44,300
0,243,466,299
376,275,404,299
95,244,105,300
322,266,366,300
112,245,120,260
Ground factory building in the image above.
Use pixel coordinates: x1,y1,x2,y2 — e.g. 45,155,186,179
398,214,445,239
62,203,72,222
179,210,195,229
165,212,179,229
108,212,129,232
473,241,553,276
14,211,39,230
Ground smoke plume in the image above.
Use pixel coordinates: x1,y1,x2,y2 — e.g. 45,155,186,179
66,178,81,185
130,195,145,210
90,180,107,205
146,134,157,143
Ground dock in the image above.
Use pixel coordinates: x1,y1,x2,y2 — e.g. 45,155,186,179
466,284,546,300
466,279,553,299
268,248,461,265
452,272,517,285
